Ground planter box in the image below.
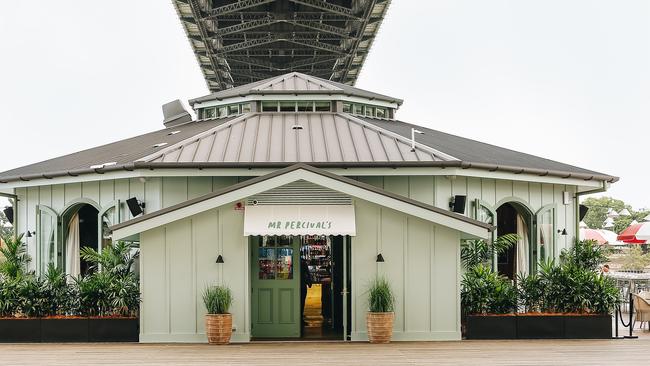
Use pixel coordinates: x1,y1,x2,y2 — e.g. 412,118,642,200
0,318,41,343
41,318,89,342
465,315,516,339
517,315,564,339
564,315,612,339
89,318,139,342
465,314,611,340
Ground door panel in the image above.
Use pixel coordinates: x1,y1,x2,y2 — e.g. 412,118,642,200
36,205,60,275
251,236,300,338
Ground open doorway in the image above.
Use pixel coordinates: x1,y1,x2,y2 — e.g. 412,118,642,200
251,235,350,340
62,203,99,277
496,202,532,280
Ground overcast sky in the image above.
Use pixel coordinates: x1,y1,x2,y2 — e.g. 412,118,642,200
0,1,648,209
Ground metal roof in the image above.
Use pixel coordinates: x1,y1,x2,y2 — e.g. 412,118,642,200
189,72,402,105
137,112,451,164
359,116,618,182
172,0,391,92
0,113,618,184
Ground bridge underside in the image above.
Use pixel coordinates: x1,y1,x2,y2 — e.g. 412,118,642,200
173,0,390,92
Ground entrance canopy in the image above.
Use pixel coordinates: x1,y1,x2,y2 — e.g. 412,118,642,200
111,164,493,240
244,205,356,237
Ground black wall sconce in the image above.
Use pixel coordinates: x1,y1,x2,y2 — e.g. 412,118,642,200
25,231,35,238
216,255,224,264
376,253,385,263
557,228,568,236
126,197,145,217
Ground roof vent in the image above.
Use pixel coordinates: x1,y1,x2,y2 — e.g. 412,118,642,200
162,99,192,128
153,143,168,148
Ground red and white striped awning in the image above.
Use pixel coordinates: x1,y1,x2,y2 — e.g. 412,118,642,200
580,228,624,245
617,222,650,244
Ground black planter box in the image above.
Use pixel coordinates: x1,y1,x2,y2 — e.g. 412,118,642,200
0,318,41,343
89,318,139,342
465,314,612,340
466,315,517,339
41,318,89,342
517,315,564,339
564,315,612,339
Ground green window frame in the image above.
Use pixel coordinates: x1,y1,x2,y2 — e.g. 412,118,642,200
262,101,278,112
279,101,296,112
314,101,331,112
342,102,352,113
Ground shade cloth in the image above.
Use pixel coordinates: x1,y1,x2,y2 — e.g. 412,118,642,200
65,213,80,278
244,205,356,236
618,222,650,244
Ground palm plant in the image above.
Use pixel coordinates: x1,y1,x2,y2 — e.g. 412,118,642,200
80,241,139,277
0,234,31,280
461,264,517,315
461,234,519,270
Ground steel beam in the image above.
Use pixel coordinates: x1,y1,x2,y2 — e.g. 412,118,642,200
206,0,276,18
285,19,351,38
213,15,277,36
289,0,356,18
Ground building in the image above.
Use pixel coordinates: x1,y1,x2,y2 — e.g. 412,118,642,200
0,72,617,342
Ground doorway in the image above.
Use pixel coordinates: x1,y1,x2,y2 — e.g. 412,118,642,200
251,235,350,340
496,202,533,280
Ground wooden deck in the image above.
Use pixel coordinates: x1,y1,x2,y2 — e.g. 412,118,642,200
0,339,648,365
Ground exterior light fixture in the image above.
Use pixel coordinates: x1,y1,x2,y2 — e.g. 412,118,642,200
216,255,224,264
3,206,13,225
558,228,568,236
291,125,303,130
25,231,35,238
126,197,145,217
376,253,385,263
410,128,424,152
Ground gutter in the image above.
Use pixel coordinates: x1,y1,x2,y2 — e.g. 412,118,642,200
0,161,619,184
573,181,609,240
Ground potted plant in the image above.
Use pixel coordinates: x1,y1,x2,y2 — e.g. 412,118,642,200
366,277,395,344
202,285,233,345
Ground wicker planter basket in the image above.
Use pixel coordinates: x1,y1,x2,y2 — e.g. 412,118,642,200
205,314,232,345
366,312,394,344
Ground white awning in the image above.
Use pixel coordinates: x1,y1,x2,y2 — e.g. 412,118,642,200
244,204,356,236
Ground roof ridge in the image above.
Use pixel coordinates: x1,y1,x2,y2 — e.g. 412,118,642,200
251,72,343,92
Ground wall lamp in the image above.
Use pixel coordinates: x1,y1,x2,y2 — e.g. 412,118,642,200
557,228,568,236
376,253,385,263
25,231,35,238
216,255,225,264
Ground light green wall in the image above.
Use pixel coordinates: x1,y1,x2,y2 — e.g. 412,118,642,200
350,198,461,341
138,197,461,343
357,176,577,258
140,205,249,343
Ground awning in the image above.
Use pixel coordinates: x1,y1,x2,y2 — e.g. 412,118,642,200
244,204,356,236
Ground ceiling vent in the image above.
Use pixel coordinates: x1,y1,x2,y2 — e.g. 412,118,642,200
162,99,192,128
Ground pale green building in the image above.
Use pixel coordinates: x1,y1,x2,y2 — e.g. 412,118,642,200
0,72,616,342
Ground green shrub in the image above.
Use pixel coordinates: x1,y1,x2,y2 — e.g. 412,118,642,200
461,264,517,315
0,234,31,281
42,264,75,316
461,234,519,269
367,277,395,313
560,239,608,271
0,279,20,317
202,285,233,314
17,276,46,318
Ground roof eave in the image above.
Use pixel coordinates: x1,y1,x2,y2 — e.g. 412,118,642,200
0,160,618,185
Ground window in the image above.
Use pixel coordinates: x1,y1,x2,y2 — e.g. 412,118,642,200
203,107,216,119
314,101,331,112
218,106,228,118
258,236,294,280
365,106,375,117
279,101,296,112
342,102,352,113
240,103,251,113
375,108,387,118
227,104,239,115
353,104,363,115
297,101,313,112
262,101,278,112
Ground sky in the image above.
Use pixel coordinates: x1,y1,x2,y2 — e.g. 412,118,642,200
0,0,649,209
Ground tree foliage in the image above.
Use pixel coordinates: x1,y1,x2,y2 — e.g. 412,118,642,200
581,196,649,233
461,234,519,270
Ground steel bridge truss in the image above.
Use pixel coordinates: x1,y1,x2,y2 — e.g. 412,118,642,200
173,0,391,91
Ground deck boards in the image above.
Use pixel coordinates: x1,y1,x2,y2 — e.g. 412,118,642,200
0,339,648,366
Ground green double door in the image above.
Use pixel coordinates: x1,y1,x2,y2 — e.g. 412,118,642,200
251,236,301,338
